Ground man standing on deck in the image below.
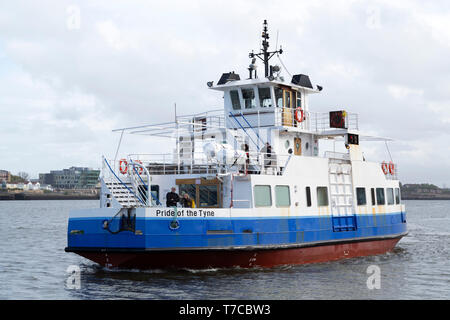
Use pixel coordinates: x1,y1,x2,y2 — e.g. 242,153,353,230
166,187,180,207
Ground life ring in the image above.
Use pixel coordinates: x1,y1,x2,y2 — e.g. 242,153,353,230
381,162,388,175
295,107,304,123
389,162,395,175
134,160,143,175
119,159,128,174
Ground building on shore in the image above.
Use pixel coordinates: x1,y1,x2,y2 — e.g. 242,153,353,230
0,170,11,183
39,167,100,190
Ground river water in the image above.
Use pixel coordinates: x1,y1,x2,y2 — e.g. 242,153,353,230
0,200,448,300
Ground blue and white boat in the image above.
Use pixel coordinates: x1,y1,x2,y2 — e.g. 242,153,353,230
65,20,407,269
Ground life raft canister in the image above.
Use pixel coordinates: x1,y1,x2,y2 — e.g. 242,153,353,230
295,107,304,123
381,161,388,175
388,162,395,175
119,159,128,174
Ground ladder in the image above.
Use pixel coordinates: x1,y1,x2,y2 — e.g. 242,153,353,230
328,161,357,231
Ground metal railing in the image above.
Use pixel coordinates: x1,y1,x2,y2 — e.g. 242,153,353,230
274,108,359,132
382,162,399,180
125,150,291,176
102,157,147,206
324,151,350,161
103,157,160,207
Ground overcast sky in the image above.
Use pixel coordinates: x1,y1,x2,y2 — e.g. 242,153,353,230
1,0,450,186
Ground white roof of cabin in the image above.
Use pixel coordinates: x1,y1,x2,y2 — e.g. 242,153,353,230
210,78,321,93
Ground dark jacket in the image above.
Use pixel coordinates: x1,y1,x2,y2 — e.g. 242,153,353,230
166,192,180,207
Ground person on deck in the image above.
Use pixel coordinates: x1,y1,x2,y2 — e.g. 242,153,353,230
166,187,180,207
181,193,195,208
264,142,272,166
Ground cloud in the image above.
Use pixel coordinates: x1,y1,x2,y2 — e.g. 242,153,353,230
0,0,449,186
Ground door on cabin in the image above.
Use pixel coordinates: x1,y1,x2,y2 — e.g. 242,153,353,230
294,137,302,155
282,89,294,126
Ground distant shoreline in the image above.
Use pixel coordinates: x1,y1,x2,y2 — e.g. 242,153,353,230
402,197,450,201
0,192,99,201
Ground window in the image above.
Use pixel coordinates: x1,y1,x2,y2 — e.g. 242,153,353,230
284,90,291,108
371,188,376,206
151,185,159,202
258,87,272,107
198,185,218,207
296,92,302,108
275,87,283,107
376,188,385,205
317,187,329,207
387,188,394,205
356,187,367,206
395,188,401,204
242,88,256,109
275,185,290,207
254,185,272,207
179,184,196,201
306,187,312,207
230,90,241,110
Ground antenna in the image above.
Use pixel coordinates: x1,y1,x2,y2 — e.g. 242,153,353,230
249,20,283,78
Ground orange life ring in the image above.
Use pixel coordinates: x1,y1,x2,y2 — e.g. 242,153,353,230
389,162,395,175
119,159,128,174
135,160,143,175
295,107,304,123
381,162,388,175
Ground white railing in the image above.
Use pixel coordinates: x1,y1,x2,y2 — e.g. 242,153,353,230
381,162,399,180
176,109,225,132
126,150,291,176
102,157,147,207
324,151,350,161
274,108,359,132
103,157,157,207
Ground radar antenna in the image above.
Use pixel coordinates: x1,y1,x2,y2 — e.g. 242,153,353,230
249,20,283,79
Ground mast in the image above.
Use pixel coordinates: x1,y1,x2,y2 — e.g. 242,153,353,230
249,20,283,78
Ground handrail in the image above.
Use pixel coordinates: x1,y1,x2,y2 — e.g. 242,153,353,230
103,157,146,205
239,112,266,148
129,160,162,206
228,112,259,149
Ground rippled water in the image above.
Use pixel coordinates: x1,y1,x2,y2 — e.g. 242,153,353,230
0,200,449,300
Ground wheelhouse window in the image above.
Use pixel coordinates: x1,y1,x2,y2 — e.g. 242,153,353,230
387,188,395,205
275,185,290,207
242,88,256,109
284,90,291,108
317,187,329,207
296,91,302,108
376,188,385,205
356,187,366,206
230,90,241,110
306,186,312,207
275,87,283,108
258,87,272,107
254,185,272,207
395,188,401,204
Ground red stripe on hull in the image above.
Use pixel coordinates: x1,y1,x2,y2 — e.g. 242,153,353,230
76,237,402,269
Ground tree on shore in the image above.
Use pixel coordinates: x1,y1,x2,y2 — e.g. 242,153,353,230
17,172,29,181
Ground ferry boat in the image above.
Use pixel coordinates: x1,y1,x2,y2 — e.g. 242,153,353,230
65,20,407,269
